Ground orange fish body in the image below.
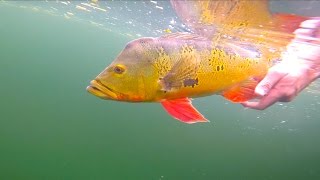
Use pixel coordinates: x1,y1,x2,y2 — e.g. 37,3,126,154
138,34,269,102
87,34,273,123
87,1,310,124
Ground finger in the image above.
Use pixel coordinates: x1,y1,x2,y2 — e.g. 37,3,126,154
241,90,281,110
255,67,287,96
298,19,320,41
241,101,261,110
293,31,320,42
300,19,320,29
294,28,312,36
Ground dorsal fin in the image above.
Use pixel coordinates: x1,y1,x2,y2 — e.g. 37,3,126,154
160,32,209,41
216,39,262,59
170,0,271,36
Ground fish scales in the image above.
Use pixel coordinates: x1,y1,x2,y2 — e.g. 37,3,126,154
144,36,269,100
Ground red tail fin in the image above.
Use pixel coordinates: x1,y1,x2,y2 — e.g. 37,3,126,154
272,13,308,34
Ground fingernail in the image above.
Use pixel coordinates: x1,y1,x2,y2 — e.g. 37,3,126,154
255,86,268,96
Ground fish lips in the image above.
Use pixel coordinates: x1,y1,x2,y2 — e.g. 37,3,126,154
86,80,118,100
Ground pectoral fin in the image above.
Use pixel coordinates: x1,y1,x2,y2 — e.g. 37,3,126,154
159,54,199,92
161,98,208,124
222,77,261,103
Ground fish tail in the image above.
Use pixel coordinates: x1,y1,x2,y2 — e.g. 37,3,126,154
272,13,308,34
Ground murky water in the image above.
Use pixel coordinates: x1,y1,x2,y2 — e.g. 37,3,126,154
1,1,320,179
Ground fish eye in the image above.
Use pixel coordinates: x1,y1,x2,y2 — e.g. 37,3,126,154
113,65,126,74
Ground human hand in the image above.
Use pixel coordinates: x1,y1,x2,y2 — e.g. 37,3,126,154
242,18,320,110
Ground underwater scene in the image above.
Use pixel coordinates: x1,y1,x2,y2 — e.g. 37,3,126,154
1,0,320,179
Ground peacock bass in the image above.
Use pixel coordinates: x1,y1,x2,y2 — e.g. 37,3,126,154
87,0,309,124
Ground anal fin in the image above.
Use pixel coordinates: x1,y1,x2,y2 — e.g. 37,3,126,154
221,77,261,103
161,98,208,124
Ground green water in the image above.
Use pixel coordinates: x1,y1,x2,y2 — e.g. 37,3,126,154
1,2,320,180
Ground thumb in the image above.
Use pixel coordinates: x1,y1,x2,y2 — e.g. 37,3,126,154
255,66,288,96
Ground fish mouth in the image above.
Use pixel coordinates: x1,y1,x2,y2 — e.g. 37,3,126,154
86,80,118,100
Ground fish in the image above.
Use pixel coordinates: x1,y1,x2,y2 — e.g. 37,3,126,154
87,0,310,124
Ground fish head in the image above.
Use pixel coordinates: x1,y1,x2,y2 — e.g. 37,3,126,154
87,37,159,102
